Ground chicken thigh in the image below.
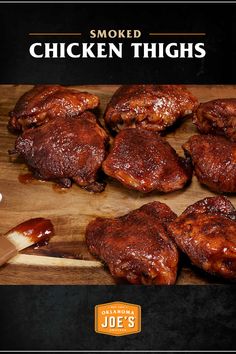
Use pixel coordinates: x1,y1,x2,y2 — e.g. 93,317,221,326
193,99,236,141
86,201,178,285
183,134,236,193
168,196,236,280
103,128,192,193
8,85,99,132
104,85,198,133
12,112,108,191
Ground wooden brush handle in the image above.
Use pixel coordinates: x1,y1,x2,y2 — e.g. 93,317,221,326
0,236,17,266
8,254,102,268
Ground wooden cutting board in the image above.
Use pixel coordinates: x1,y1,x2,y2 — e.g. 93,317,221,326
0,85,235,285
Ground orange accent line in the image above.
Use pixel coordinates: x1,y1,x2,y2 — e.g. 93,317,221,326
149,32,206,36
29,33,82,36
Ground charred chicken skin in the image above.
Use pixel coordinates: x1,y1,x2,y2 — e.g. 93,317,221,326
13,112,108,191
86,201,178,285
168,196,236,280
103,128,192,193
183,134,236,193
104,85,198,133
8,85,99,132
193,99,236,141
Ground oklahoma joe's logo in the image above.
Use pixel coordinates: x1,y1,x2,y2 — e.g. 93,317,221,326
95,301,141,336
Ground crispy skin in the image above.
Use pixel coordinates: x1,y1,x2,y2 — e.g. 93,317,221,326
103,128,192,193
183,134,236,193
168,196,236,280
193,99,236,141
86,201,178,285
104,85,198,133
13,112,108,191
8,85,99,132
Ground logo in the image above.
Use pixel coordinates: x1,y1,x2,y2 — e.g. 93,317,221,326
95,301,141,336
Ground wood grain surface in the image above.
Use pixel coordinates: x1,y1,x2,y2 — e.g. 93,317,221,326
0,85,235,285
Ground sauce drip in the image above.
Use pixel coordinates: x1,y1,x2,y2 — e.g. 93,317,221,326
18,173,36,184
18,173,69,193
7,218,54,244
52,184,69,193
18,173,45,184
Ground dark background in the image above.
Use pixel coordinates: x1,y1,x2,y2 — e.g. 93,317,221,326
0,2,236,351
0,2,235,84
0,286,236,350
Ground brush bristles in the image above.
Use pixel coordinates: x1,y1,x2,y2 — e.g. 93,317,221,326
5,231,34,251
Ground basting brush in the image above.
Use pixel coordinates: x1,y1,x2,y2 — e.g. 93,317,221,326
0,218,54,266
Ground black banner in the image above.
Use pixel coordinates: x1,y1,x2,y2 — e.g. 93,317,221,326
0,285,235,350
0,3,235,84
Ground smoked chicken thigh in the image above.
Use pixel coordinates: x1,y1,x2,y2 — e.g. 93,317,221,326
13,112,108,191
103,128,192,193
86,201,178,285
183,134,236,193
168,196,236,280
8,85,99,132
193,99,236,141
104,85,198,133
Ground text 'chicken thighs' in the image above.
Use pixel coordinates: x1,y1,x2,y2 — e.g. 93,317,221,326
86,201,178,285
